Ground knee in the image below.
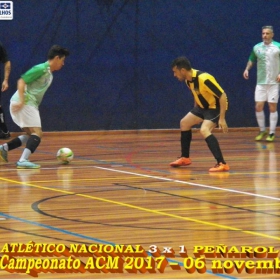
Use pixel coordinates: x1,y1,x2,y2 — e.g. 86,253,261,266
255,103,264,112
180,119,190,130
27,134,41,153
200,127,211,138
268,104,277,113
35,131,43,139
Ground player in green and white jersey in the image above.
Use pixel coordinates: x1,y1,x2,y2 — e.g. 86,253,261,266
243,25,280,142
11,61,53,109
0,45,69,168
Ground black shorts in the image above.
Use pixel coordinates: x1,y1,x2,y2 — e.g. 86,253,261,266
190,106,220,124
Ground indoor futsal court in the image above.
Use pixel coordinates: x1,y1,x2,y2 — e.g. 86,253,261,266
0,128,279,279
1,0,280,279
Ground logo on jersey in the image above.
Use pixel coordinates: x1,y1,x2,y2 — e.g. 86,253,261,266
0,1,13,20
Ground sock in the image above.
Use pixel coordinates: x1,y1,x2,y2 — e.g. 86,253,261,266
19,148,32,162
0,107,9,133
19,135,41,162
6,135,29,151
181,130,192,158
269,112,278,134
205,134,226,164
256,111,266,132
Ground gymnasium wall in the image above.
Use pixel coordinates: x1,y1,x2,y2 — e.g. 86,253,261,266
1,0,280,131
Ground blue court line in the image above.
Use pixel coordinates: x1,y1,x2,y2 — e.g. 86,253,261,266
0,212,237,279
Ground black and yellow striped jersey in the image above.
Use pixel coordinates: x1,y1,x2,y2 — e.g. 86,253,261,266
185,69,226,109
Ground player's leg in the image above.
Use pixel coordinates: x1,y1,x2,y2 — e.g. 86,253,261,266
0,134,29,163
0,101,31,162
17,127,42,169
9,103,43,169
170,109,203,167
0,93,10,139
266,84,279,142
255,85,267,140
0,107,10,139
200,109,229,172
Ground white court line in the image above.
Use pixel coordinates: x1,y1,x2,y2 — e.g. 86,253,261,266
2,164,279,201
92,165,280,201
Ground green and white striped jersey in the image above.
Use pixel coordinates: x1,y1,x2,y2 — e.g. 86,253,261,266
249,41,280,84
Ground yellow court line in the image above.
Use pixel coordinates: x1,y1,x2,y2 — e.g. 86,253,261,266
1,176,280,241
160,202,280,211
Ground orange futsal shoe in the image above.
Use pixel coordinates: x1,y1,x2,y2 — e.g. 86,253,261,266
170,157,192,167
209,162,230,172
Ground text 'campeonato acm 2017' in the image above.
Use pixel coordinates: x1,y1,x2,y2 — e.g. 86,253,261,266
1,243,280,276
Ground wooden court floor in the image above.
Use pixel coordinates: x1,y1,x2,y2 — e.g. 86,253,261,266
0,129,280,279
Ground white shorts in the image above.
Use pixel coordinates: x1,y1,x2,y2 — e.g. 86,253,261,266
10,102,41,128
255,84,279,103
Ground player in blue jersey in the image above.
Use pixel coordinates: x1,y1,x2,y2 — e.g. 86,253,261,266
243,26,280,142
0,45,69,168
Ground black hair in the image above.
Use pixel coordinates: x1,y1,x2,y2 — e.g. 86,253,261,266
171,56,192,70
48,45,70,59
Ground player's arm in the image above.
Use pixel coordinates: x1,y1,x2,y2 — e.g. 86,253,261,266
243,50,256,79
204,78,228,132
277,74,280,83
1,60,11,92
11,78,26,112
17,78,26,103
243,61,254,79
277,49,280,82
218,92,228,133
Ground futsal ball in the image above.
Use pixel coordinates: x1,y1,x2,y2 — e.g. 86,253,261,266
56,147,74,164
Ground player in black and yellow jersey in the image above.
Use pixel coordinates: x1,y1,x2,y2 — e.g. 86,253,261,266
170,56,229,172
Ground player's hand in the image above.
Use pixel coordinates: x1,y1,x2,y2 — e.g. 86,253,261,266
243,70,249,80
1,80,8,92
11,102,24,112
276,74,280,83
218,119,228,133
